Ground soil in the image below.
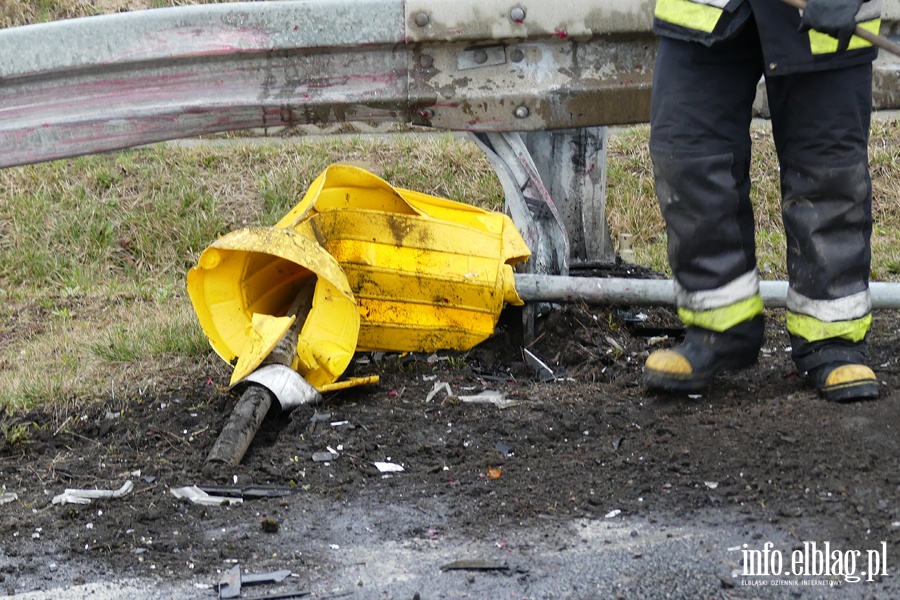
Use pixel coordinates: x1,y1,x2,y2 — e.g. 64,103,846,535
2,269,900,598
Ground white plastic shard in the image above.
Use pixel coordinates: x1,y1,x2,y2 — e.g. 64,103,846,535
170,485,243,506
373,462,404,473
51,481,134,505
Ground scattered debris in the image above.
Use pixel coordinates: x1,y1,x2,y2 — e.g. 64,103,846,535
523,348,556,382
170,485,242,506
425,381,453,403
312,449,339,462
440,559,511,572
205,384,277,470
219,565,241,599
604,509,621,519
52,481,133,505
487,466,502,479
458,390,518,409
616,309,644,323
374,462,404,473
604,335,623,353
704,481,719,490
0,492,17,505
196,485,294,499
495,441,512,456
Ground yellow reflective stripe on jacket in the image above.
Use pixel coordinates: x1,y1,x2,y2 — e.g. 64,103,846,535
678,294,763,332
786,312,872,343
655,0,724,33
808,19,880,54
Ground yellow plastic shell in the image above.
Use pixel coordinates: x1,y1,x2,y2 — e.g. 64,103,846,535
186,227,360,389
187,164,531,391
279,164,530,353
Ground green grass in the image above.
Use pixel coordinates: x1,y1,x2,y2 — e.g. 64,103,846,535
0,135,504,411
2,124,900,413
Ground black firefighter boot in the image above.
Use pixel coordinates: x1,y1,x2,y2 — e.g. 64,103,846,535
792,338,879,402
808,362,878,401
643,316,764,392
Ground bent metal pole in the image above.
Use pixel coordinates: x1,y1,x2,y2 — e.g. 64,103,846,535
513,275,900,309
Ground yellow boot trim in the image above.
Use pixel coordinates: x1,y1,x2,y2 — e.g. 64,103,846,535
645,349,693,377
678,295,763,333
786,312,872,343
825,364,876,388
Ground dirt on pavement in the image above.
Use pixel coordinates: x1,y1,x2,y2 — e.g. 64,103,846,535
2,268,900,598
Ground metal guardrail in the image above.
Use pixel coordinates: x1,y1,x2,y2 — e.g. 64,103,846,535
5,1,900,280
5,0,900,170
0,0,657,168
4,0,900,169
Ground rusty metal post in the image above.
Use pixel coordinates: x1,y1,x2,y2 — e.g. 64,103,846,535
205,385,274,469
523,128,615,265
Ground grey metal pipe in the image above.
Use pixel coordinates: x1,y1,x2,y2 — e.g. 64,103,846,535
514,275,900,309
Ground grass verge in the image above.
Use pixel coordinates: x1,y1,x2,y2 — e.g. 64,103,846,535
3,123,900,414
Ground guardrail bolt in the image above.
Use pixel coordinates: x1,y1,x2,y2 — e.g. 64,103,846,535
510,48,525,63
420,54,434,68
414,12,430,27
514,105,529,119
420,108,435,120
510,7,526,23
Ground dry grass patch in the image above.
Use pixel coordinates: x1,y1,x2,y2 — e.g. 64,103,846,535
0,135,500,411
1,0,242,27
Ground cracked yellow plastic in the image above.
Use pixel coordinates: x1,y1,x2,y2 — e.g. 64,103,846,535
187,227,360,389
280,164,530,353
188,164,530,390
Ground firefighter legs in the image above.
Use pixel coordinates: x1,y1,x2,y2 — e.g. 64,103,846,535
643,27,767,391
767,64,878,400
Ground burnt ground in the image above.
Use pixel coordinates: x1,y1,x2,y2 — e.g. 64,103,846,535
2,278,900,598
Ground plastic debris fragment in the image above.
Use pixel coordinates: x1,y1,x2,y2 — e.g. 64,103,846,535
458,390,518,409
374,462,404,473
170,485,242,506
425,381,453,403
52,481,133,505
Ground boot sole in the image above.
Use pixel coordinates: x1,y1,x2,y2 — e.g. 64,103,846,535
819,380,880,402
642,369,711,392
643,358,758,393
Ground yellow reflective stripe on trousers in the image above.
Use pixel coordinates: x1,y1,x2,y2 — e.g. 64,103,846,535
808,19,880,54
678,294,763,332
655,0,724,33
786,312,872,343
